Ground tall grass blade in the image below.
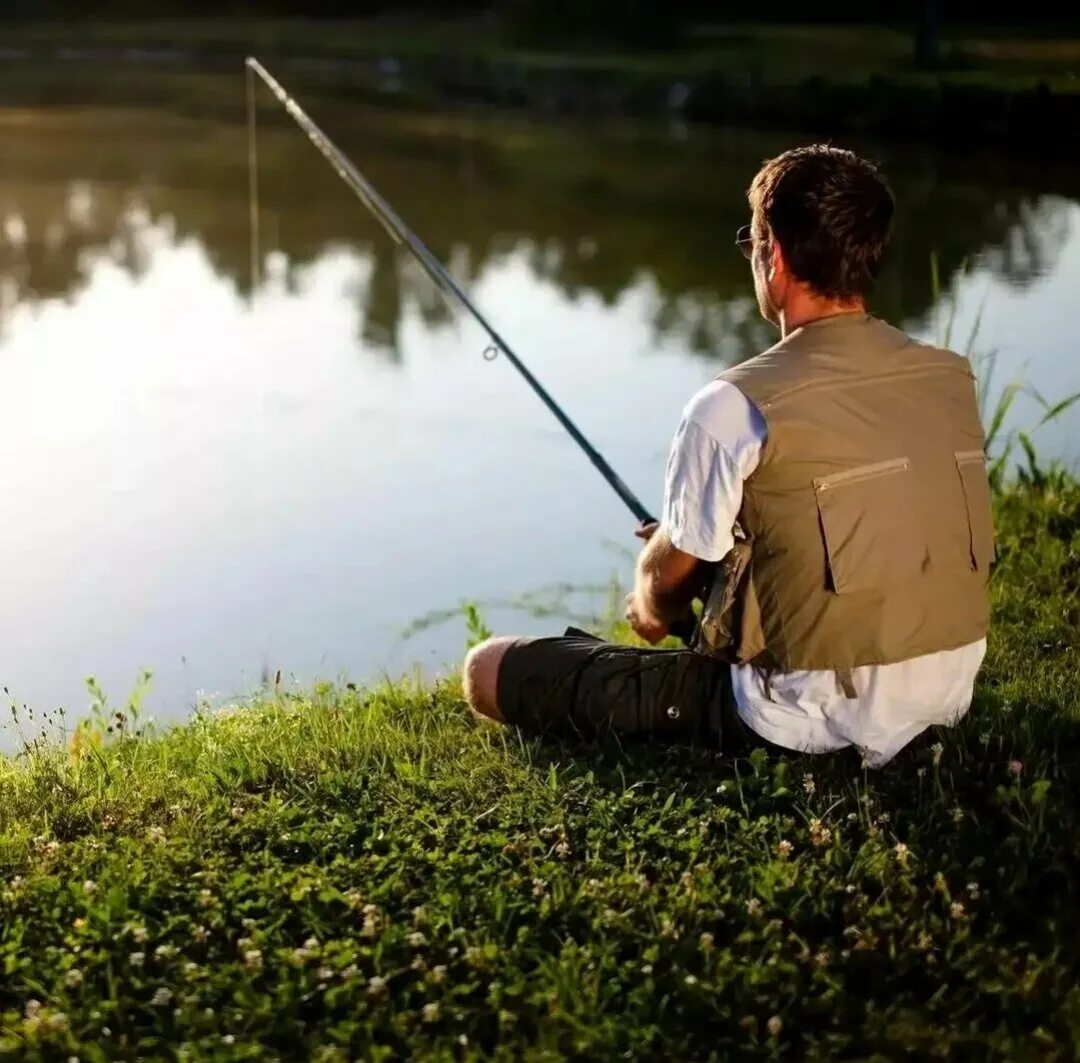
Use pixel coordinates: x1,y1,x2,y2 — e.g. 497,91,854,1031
984,379,1023,455
942,256,967,350
1017,431,1045,488
1029,388,1080,430
963,283,988,361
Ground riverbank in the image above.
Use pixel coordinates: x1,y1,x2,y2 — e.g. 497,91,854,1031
1,19,1079,157
0,472,1077,1057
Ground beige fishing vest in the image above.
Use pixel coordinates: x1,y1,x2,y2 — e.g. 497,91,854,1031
699,313,994,674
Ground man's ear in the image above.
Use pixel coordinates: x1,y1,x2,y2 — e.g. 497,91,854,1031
769,239,786,283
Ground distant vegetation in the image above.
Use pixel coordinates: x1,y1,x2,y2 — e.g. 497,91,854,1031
7,3,1080,55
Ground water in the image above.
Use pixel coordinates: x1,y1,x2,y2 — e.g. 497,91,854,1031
0,72,1078,737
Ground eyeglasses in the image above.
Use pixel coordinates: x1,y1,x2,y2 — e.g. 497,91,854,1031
736,225,754,260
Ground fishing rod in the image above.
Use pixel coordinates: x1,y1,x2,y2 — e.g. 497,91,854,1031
245,58,699,644
245,56,653,526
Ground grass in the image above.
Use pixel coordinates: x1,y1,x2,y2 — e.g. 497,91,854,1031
0,470,1077,1059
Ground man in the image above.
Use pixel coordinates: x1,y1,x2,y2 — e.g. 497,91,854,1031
463,145,994,767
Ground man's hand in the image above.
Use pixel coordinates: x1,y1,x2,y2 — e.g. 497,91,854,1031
630,523,704,645
635,520,660,541
624,591,669,645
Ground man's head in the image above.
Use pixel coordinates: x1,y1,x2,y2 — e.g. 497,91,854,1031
745,145,895,327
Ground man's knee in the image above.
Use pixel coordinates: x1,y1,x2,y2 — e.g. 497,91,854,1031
462,636,519,722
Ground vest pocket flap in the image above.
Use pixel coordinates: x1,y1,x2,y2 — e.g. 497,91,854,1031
813,457,923,594
955,449,996,569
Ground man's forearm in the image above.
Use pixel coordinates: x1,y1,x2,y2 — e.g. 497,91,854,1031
635,568,695,623
634,531,702,623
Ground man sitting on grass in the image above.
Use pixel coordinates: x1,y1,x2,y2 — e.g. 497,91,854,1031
463,144,994,767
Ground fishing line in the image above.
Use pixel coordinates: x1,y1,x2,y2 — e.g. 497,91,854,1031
244,56,655,526
245,58,700,644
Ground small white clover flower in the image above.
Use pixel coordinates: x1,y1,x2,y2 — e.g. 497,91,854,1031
422,1003,440,1023
767,1016,783,1038
776,839,793,859
151,988,173,1007
65,969,84,988
130,952,146,968
243,950,263,970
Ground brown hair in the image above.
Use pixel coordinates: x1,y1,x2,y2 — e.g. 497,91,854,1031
748,145,895,302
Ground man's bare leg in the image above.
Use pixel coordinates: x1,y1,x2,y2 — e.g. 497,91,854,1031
462,636,519,722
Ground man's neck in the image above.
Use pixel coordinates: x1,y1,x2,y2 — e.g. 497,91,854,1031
779,296,866,338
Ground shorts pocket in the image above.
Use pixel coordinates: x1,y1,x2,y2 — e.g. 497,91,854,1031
955,449,995,570
814,457,924,594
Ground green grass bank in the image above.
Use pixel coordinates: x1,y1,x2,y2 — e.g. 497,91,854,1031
0,473,1078,1059
2,20,1079,157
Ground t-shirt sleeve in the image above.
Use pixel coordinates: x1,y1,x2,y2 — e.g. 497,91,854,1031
661,381,766,563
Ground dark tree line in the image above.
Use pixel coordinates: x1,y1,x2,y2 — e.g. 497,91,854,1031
5,2,1078,47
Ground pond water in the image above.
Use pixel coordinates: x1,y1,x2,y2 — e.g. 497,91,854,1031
0,70,1078,739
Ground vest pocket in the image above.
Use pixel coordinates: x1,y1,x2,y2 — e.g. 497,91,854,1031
955,449,996,570
813,457,922,594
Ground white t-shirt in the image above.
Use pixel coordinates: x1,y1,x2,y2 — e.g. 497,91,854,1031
663,379,986,768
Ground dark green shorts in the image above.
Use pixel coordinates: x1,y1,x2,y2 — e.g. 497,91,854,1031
496,628,764,752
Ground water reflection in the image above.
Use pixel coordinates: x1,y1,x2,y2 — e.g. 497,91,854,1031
1,101,1076,361
0,91,1077,732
